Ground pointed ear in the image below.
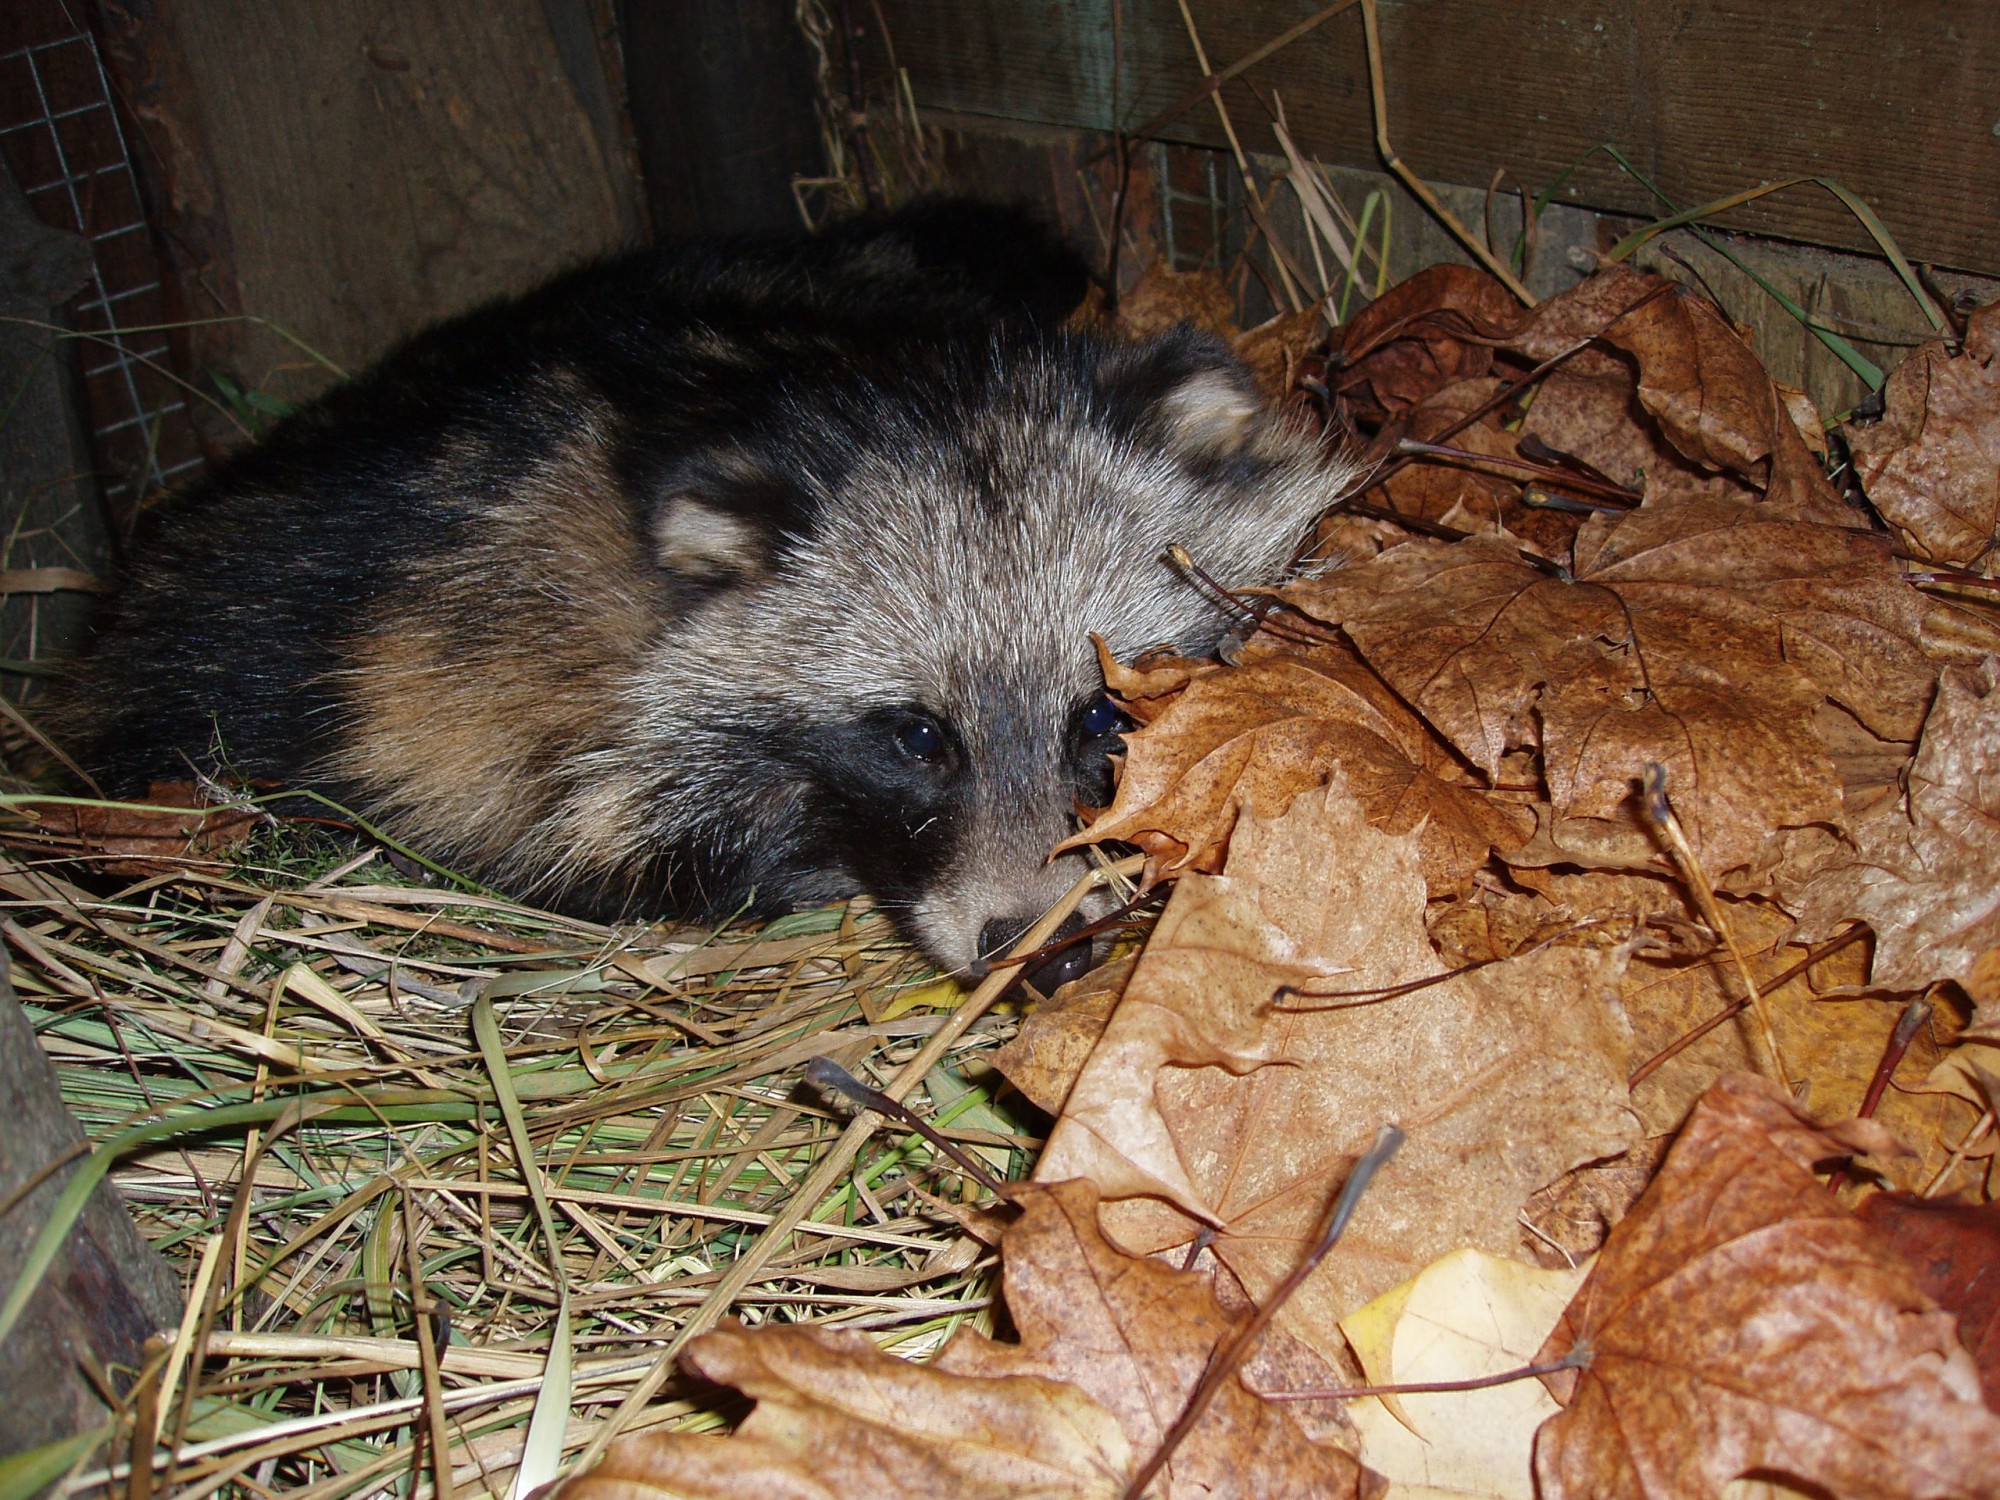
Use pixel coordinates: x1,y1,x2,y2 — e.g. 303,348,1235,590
1096,324,1267,462
643,448,806,583
650,494,772,580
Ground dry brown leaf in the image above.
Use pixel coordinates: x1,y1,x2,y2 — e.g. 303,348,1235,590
1570,493,1933,744
1329,264,1522,422
560,1320,1132,1500
935,1179,1376,1499
560,1181,1373,1500
4,780,261,877
1066,634,1532,895
992,955,1135,1116
1534,1072,2000,1500
1522,359,1758,516
1040,780,1638,1365
1503,266,1851,525
1791,660,2000,991
1289,492,1931,876
1846,303,2000,568
1503,265,1669,368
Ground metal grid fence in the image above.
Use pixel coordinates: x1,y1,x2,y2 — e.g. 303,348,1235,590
1,17,206,521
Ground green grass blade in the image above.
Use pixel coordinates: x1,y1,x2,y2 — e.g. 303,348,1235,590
0,1424,112,1500
474,997,575,1499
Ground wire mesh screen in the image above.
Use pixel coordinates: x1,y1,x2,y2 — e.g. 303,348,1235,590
1,12,206,522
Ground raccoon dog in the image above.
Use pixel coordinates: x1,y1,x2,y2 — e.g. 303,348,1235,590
58,202,1349,990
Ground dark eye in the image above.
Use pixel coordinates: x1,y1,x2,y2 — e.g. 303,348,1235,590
895,718,947,763
1078,694,1129,740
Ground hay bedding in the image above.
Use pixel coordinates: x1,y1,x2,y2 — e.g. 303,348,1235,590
0,814,1049,1497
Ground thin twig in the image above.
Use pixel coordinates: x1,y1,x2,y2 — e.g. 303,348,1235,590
1638,764,1792,1092
1627,924,1867,1087
1359,0,1533,304
804,1055,1011,1197
1119,1124,1404,1500
1265,1347,1591,1402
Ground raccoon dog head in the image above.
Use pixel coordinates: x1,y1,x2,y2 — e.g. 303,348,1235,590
627,325,1352,986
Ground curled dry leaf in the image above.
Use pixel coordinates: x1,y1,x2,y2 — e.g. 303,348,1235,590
1041,780,1638,1366
3,780,260,877
1502,267,1850,525
1535,1072,2000,1500
558,1180,1373,1500
1065,634,1532,894
1328,264,1522,422
1845,301,2000,569
559,1319,1133,1500
991,954,1135,1116
1288,492,1932,876
1790,660,2000,992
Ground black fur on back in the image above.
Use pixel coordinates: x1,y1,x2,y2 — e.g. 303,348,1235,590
64,200,1092,796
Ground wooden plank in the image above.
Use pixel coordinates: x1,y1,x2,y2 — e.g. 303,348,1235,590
97,0,644,422
620,0,826,238
870,1,2000,276
0,968,182,1461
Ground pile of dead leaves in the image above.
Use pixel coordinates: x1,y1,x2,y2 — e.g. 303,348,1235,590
547,264,2000,1498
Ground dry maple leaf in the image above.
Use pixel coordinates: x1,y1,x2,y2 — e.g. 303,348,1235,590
1845,302,2000,569
1288,493,1931,876
560,1319,1132,1500
559,1180,1373,1500
1789,660,2000,992
1066,634,1532,894
1858,1193,2000,1404
1328,264,1522,422
1502,266,1850,525
1040,779,1638,1367
934,1179,1376,1498
1534,1071,2000,1500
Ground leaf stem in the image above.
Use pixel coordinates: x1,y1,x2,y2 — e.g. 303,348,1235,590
1120,1124,1404,1500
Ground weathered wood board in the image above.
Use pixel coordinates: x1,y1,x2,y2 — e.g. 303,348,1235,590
872,2,2000,277
96,0,644,424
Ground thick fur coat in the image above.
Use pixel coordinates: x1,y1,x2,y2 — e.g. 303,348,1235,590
60,203,1353,980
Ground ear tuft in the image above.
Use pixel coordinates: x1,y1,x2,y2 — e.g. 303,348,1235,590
1096,324,1268,463
642,446,809,582
650,496,771,581
1153,365,1263,457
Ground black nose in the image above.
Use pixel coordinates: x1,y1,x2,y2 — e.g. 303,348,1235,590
979,911,1092,995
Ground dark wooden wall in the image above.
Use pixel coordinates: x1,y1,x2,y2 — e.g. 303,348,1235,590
870,1,2000,278
95,0,647,429
621,0,825,240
